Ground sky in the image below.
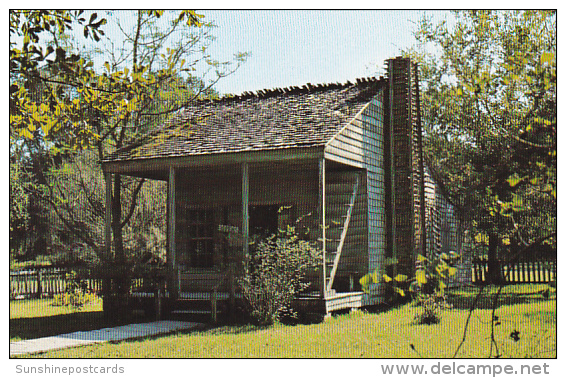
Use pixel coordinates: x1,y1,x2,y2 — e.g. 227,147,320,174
198,10,452,95
9,9,453,96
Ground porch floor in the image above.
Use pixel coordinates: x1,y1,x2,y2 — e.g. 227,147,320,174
130,290,364,314
130,291,241,300
293,291,364,313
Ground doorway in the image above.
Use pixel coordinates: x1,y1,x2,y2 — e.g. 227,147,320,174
250,205,279,238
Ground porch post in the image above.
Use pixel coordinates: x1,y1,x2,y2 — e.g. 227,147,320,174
318,157,327,299
104,172,113,258
103,171,113,313
168,166,178,299
242,162,249,256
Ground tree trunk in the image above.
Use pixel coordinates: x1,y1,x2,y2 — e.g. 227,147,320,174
112,174,125,262
487,232,502,284
109,173,131,318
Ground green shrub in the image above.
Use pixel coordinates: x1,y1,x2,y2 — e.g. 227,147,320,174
360,251,459,324
412,292,446,324
239,226,321,326
52,270,97,309
52,291,98,308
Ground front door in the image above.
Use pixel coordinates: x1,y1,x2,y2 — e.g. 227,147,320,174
250,205,279,238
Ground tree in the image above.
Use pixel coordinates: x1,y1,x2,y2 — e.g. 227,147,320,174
9,11,247,274
9,160,31,250
9,11,106,261
11,10,248,318
44,149,167,267
409,11,556,282
10,11,106,146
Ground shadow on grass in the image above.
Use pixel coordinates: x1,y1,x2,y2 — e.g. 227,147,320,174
201,324,271,336
446,285,555,310
10,311,153,342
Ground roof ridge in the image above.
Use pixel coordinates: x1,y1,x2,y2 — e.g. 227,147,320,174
191,75,387,105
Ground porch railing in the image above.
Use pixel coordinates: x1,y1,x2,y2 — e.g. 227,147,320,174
211,264,236,322
176,263,237,322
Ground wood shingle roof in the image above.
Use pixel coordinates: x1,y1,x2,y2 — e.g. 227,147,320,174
103,77,386,163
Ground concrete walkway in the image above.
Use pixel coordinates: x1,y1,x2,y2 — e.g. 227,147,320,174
10,320,203,356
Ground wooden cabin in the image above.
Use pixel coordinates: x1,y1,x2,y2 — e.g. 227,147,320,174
101,57,468,319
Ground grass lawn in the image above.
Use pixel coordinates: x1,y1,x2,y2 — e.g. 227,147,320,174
10,297,150,343
11,284,556,358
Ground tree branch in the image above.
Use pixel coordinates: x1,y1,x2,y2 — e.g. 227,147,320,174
120,178,145,229
453,231,556,358
452,285,486,358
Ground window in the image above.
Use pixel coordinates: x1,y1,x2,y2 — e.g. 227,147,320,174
186,209,214,268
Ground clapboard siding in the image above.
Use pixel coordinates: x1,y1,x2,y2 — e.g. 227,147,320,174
325,171,368,280
325,145,366,167
323,152,364,169
325,90,387,302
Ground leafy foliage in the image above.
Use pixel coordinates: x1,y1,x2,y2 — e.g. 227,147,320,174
410,252,458,324
408,11,556,261
45,150,168,265
412,252,459,296
413,294,446,325
52,270,98,309
361,253,458,298
239,226,321,326
9,161,31,234
9,10,210,148
10,10,108,147
9,10,247,272
360,252,459,323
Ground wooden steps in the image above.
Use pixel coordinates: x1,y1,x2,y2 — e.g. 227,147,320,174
168,292,235,323
169,298,215,322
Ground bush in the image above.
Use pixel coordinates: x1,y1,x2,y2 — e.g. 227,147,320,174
239,226,321,326
52,270,97,309
52,291,97,308
410,252,458,324
412,292,446,325
360,251,459,324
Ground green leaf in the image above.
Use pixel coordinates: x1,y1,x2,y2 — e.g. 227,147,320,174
383,257,398,266
416,270,427,285
511,193,524,210
359,274,372,288
393,287,405,297
383,274,393,283
507,174,522,187
541,52,554,65
20,128,33,139
371,270,380,283
394,274,408,282
448,267,457,277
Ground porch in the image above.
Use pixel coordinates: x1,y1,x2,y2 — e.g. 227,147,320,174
103,152,367,320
